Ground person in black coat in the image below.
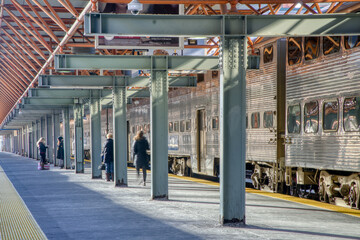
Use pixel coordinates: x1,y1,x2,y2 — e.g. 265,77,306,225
103,133,114,181
57,136,64,168
133,130,150,186
37,137,47,170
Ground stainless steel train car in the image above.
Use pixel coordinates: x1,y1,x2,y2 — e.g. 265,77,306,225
77,36,360,209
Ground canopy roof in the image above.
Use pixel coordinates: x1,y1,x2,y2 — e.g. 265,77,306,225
0,0,359,125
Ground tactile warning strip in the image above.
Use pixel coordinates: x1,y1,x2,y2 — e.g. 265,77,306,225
0,166,47,240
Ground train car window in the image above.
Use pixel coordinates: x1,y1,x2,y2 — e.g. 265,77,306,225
212,117,219,130
305,37,320,61
168,122,173,133
287,104,301,133
197,73,205,83
323,100,339,131
344,36,360,49
304,101,319,133
263,111,273,128
246,114,248,129
344,97,360,132
251,112,260,129
147,124,150,133
186,120,191,132
263,45,273,64
132,126,135,134
288,37,302,66
323,36,340,55
180,120,185,132
174,121,179,132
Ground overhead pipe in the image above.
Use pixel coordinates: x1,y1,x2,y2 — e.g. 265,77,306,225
0,1,92,128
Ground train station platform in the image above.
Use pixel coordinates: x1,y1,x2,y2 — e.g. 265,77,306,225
0,152,359,240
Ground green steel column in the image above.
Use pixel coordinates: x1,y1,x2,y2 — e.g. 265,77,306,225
151,69,168,199
46,115,53,163
220,36,247,224
32,122,36,159
26,125,30,157
62,108,71,169
22,127,26,156
40,117,45,138
35,120,39,159
52,113,60,166
90,90,102,179
74,103,84,173
18,129,22,155
113,80,127,186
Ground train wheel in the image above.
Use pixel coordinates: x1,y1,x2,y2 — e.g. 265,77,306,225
349,182,358,209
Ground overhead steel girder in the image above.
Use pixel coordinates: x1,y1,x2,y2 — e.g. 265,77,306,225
39,75,197,88
18,109,61,115
23,98,82,106
29,89,150,100
85,13,360,37
20,104,70,110
55,55,219,71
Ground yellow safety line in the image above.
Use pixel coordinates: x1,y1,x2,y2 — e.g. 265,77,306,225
70,157,91,163
106,165,360,218
0,166,47,240
168,173,360,218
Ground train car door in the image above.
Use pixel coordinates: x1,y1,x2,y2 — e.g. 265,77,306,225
196,109,206,173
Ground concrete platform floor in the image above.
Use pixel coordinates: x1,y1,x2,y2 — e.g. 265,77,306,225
0,152,359,240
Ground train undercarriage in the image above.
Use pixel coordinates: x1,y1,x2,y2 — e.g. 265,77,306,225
167,154,360,210
251,164,360,209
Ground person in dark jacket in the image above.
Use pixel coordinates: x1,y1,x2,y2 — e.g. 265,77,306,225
103,133,114,181
57,136,64,168
133,131,150,186
37,137,47,170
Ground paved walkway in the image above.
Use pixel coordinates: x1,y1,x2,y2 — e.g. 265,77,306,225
0,152,359,240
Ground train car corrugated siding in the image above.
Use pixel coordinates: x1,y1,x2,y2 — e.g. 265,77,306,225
246,51,278,163
286,48,360,172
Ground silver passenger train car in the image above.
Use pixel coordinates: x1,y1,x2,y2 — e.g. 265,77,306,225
79,37,360,209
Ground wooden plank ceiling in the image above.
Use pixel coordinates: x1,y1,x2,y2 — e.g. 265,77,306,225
0,0,359,124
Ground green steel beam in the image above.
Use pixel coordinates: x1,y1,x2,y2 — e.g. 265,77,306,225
23,98,81,105
85,13,360,37
29,88,150,100
55,55,219,71
39,75,197,88
29,89,112,98
20,104,70,110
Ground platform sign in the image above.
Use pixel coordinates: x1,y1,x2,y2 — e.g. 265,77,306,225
95,36,183,49
95,4,184,50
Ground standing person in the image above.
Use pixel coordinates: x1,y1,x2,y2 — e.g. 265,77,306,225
103,133,114,182
57,136,64,168
133,130,150,186
37,137,47,170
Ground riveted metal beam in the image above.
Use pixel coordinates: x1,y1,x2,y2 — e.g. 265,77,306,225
55,55,219,71
74,103,84,173
62,107,71,169
89,90,102,179
23,98,80,105
85,13,360,37
28,89,149,102
39,75,197,88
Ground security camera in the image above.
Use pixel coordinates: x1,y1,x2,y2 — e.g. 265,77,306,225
128,0,143,15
